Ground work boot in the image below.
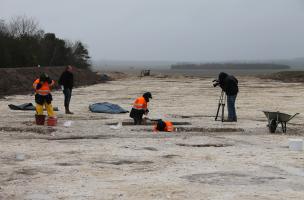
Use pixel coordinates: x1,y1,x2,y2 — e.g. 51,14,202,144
65,106,74,114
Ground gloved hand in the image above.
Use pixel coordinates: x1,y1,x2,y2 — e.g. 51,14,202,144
36,83,42,89
145,109,149,115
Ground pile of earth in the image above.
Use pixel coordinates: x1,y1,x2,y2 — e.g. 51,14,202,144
0,66,110,97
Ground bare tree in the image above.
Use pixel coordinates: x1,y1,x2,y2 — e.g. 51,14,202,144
0,19,8,34
8,15,40,37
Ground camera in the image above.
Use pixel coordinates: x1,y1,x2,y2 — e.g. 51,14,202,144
213,79,220,87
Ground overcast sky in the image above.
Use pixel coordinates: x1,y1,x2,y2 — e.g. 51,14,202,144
1,0,304,62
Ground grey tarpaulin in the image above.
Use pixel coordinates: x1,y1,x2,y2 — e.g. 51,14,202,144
8,103,59,111
89,102,128,114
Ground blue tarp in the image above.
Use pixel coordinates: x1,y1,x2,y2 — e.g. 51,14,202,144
89,102,128,114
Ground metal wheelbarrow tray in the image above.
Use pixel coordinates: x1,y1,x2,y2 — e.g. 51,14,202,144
263,111,299,133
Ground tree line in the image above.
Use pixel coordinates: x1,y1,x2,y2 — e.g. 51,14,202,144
0,15,90,68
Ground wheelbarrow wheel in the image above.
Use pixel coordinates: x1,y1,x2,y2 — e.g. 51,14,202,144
269,119,277,133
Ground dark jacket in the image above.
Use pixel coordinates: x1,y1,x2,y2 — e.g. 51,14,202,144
59,71,74,89
218,72,238,96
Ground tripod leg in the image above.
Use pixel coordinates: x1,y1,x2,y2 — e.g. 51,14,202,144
221,94,226,122
215,91,224,121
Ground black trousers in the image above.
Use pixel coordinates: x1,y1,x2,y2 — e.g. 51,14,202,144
130,108,145,125
63,88,72,107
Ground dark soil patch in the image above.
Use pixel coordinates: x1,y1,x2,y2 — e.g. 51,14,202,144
175,127,244,133
96,160,153,165
162,154,181,159
47,135,113,140
0,126,55,134
107,121,191,126
182,172,285,185
55,162,81,166
176,143,232,148
142,147,158,151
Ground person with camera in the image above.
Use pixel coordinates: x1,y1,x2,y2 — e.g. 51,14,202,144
214,72,239,122
130,92,152,125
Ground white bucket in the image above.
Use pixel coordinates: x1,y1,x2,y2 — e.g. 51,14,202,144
288,139,303,151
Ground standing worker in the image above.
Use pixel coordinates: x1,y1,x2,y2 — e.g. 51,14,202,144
218,72,239,122
33,73,56,118
130,92,152,125
59,65,74,114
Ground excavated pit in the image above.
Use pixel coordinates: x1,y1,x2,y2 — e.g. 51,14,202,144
176,143,232,148
107,121,191,126
0,126,56,134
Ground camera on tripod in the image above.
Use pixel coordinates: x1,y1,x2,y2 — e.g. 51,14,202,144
212,79,220,87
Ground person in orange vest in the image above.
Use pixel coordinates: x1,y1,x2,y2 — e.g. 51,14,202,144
153,119,174,132
130,92,152,125
33,73,55,117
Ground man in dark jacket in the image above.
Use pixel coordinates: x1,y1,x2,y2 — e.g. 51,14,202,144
218,72,239,122
59,65,74,114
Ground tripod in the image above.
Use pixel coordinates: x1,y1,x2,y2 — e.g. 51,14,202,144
215,90,226,122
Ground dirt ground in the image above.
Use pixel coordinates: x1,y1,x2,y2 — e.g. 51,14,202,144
0,74,304,200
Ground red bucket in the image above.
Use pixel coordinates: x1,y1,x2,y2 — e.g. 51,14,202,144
47,117,57,126
35,115,46,125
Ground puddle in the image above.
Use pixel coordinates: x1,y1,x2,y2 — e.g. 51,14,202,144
182,172,285,185
176,143,232,148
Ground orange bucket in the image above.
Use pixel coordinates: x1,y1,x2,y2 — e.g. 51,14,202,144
47,117,57,126
35,115,46,125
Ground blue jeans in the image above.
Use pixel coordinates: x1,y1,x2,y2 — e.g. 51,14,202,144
227,95,237,121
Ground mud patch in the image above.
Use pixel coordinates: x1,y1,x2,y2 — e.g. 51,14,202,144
176,143,232,148
142,147,158,151
0,126,56,134
47,135,113,140
55,162,81,166
96,160,153,165
162,154,181,159
182,172,285,185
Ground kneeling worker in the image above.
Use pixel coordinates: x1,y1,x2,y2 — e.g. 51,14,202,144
130,92,152,125
153,119,174,132
33,73,56,118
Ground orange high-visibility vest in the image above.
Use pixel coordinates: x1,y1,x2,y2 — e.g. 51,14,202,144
33,79,54,96
153,121,174,132
132,96,147,110
164,121,174,132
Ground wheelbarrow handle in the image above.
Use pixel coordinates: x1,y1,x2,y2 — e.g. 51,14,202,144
287,113,300,122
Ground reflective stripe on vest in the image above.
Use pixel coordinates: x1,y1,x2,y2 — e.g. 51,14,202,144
132,97,147,110
33,79,54,96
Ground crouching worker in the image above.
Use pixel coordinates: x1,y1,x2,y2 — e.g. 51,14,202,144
33,73,56,119
153,119,174,132
130,92,152,125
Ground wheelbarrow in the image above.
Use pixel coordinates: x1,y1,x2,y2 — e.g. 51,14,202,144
263,111,299,133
